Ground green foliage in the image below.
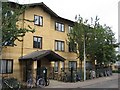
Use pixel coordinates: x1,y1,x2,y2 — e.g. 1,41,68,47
68,15,117,67
2,2,35,46
117,54,120,61
112,70,120,73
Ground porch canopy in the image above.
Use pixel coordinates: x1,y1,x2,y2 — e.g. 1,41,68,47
19,50,65,61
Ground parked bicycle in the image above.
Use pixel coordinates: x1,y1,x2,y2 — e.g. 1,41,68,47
62,72,69,82
76,72,82,81
2,76,21,90
27,74,50,88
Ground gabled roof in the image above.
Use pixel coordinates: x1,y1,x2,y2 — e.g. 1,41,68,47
19,50,65,61
26,2,58,17
6,2,74,24
24,2,74,24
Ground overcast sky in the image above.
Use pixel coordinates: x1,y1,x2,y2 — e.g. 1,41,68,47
9,0,119,41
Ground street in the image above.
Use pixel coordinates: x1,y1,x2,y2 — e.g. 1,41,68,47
45,73,119,88
6,73,119,90
81,78,118,88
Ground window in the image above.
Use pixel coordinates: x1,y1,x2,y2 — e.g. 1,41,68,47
55,22,64,32
4,41,14,46
3,37,14,46
34,15,43,26
68,26,73,33
55,40,64,51
86,61,93,70
69,42,77,52
5,10,14,17
54,61,58,72
69,61,77,70
61,62,65,71
33,36,42,48
0,59,13,74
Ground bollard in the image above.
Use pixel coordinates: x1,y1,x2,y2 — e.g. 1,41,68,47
43,67,47,86
71,67,73,82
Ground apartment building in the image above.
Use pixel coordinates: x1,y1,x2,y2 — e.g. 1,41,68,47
118,1,120,54
1,2,82,81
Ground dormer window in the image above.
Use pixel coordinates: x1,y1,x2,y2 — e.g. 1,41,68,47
34,15,43,26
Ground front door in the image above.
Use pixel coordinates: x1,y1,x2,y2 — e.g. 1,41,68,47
36,60,41,79
23,60,33,81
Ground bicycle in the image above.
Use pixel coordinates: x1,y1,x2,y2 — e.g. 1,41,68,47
2,76,21,90
27,75,50,88
62,72,69,82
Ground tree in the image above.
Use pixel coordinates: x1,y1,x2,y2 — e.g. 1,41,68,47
93,23,117,65
2,2,35,46
117,54,120,61
68,15,117,70
68,15,88,73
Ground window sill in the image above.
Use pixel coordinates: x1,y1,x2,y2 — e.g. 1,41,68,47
55,50,65,52
33,47,42,49
54,72,58,73
34,24,43,27
55,30,65,33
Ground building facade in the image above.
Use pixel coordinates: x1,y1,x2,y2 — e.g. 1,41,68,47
119,1,120,54
1,2,82,82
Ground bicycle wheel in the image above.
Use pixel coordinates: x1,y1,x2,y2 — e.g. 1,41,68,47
46,78,50,86
37,78,45,88
63,75,68,82
27,78,35,88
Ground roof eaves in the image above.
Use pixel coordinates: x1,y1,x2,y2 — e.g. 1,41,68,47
23,2,58,17
23,2,74,23
58,16,75,24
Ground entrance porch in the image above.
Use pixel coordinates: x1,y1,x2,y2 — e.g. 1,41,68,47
19,50,65,82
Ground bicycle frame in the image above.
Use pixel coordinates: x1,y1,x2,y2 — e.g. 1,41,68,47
27,75,49,88
2,77,21,90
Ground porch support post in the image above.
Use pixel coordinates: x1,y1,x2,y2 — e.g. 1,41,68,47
58,61,61,74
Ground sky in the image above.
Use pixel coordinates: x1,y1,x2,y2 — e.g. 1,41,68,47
9,0,119,41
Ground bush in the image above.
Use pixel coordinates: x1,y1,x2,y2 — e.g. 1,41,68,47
112,70,120,73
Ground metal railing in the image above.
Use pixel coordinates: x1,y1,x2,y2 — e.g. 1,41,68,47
48,67,112,82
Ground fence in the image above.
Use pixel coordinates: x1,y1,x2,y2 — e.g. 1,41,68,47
48,66,112,82
0,66,113,89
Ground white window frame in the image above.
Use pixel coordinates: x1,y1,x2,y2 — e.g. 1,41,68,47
54,61,58,72
55,22,64,32
33,36,42,48
55,40,64,51
34,15,43,26
69,61,77,70
0,59,13,74
68,25,73,33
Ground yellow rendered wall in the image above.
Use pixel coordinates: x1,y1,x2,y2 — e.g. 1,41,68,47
2,6,79,81
22,6,78,67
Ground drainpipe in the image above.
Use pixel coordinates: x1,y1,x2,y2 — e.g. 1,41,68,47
21,10,25,57
20,9,25,82
83,34,86,81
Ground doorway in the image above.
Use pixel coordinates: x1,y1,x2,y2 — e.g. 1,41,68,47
23,60,33,81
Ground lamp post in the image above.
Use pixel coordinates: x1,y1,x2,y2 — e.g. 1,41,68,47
83,35,86,81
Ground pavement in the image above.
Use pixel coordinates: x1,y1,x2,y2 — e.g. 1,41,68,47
19,73,119,89
45,73,119,88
